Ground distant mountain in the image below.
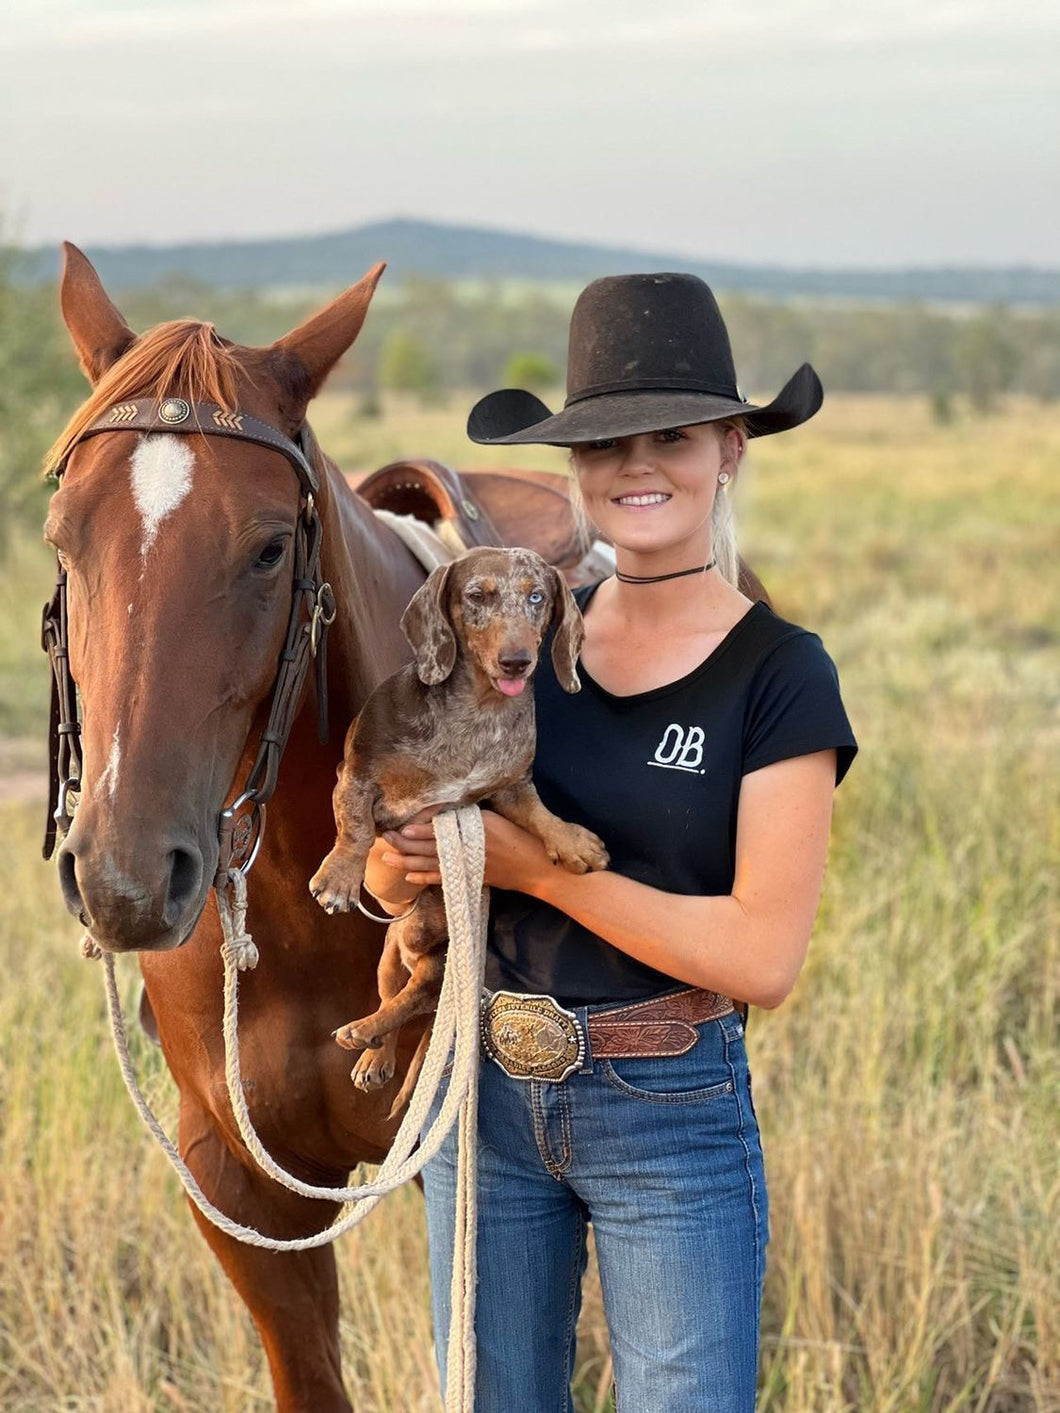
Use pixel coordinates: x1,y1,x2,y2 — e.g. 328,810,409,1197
23,217,1060,305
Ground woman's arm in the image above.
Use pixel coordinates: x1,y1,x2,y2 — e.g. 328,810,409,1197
500,749,838,1008
380,749,838,1007
530,750,837,1008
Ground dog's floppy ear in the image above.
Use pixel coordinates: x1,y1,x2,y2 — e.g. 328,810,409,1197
401,563,457,685
548,567,584,693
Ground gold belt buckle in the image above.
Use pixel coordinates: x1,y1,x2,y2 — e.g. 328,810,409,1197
481,990,585,1082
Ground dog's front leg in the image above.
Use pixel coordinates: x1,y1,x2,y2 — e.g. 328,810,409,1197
490,776,609,874
309,746,378,914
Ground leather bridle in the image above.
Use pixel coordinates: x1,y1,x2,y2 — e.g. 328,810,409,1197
41,396,336,893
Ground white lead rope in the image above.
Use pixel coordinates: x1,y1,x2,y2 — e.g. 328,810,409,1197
100,805,486,1411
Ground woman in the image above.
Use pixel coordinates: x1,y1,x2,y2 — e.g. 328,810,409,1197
364,273,858,1412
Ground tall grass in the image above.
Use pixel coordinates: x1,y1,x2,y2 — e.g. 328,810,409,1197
0,394,1055,1409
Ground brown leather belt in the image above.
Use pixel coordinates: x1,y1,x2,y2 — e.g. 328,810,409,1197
481,987,734,1083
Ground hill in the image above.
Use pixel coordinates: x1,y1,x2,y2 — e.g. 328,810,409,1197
23,217,1060,305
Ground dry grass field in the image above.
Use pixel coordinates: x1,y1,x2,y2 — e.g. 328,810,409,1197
0,392,1056,1410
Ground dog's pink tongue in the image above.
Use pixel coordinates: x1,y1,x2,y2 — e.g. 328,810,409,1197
496,677,527,697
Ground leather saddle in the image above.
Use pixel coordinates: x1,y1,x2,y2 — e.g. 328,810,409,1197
347,459,603,585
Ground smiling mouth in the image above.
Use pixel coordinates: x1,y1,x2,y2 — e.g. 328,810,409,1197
612,492,672,507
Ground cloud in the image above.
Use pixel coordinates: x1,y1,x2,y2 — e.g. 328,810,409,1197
2,0,1057,260
5,0,1057,58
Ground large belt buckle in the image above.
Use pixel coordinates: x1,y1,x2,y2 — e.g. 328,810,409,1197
481,990,585,1083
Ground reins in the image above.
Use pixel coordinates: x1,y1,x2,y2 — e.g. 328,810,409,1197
96,809,485,1410
43,398,485,1411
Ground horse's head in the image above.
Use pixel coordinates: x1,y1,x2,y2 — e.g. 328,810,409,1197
44,244,384,952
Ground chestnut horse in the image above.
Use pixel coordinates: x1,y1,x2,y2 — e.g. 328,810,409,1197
45,245,446,1411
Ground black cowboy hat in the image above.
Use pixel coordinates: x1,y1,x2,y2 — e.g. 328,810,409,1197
468,272,823,446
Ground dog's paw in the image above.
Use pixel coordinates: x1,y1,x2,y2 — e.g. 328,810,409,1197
548,823,610,875
333,1018,382,1051
351,1047,396,1091
309,848,364,915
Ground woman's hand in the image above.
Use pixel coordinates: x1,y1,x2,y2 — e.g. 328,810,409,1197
369,805,557,900
363,804,445,904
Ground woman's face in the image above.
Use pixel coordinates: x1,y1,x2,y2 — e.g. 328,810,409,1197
572,422,739,558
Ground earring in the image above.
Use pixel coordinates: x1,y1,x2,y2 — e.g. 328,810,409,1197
718,471,730,484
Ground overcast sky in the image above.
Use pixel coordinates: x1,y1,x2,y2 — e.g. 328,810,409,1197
2,0,1058,267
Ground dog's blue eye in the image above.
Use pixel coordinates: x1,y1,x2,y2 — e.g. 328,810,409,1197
528,590,544,605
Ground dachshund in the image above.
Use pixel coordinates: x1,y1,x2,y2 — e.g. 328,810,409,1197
309,546,609,1112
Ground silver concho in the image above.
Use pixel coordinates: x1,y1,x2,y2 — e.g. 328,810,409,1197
481,990,584,1082
158,397,191,425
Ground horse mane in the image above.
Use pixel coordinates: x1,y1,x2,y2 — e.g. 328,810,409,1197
44,320,244,476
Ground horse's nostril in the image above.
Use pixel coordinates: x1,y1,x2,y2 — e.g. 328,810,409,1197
57,848,85,920
165,846,203,924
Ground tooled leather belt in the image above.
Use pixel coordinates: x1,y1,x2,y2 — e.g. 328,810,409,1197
481,986,735,1083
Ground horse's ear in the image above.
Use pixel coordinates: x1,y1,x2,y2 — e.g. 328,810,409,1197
401,564,457,686
549,567,584,693
59,242,136,386
272,262,386,409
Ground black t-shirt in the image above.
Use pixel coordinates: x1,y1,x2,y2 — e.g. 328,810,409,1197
486,583,859,1006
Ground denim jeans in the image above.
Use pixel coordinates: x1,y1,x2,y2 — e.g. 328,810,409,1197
421,1002,769,1412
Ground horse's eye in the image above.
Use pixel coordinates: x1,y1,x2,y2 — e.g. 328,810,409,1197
254,537,288,569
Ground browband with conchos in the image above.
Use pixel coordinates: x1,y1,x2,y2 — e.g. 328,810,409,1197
48,397,318,497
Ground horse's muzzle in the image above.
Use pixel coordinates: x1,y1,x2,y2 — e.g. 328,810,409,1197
57,831,207,952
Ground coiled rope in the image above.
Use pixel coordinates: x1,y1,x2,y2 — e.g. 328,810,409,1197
97,805,486,1412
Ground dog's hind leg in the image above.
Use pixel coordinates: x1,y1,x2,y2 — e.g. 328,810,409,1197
345,924,406,1091
334,891,448,1050
349,946,445,1048
387,1021,435,1120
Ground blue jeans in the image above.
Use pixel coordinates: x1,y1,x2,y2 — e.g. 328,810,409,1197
421,1003,769,1412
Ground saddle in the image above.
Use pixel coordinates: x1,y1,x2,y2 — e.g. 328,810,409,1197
348,459,608,585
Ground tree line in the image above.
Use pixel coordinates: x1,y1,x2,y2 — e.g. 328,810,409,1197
3,244,1057,556
119,273,1058,415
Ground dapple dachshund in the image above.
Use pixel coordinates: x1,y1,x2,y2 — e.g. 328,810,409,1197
309,546,609,1112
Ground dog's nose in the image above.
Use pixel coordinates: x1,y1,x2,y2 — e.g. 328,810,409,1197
498,650,532,677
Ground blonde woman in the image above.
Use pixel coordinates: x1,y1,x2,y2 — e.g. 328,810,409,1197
367,273,858,1412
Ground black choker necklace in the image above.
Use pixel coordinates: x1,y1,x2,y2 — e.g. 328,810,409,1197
615,558,717,585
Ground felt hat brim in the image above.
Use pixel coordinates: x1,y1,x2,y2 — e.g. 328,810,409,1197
468,362,823,446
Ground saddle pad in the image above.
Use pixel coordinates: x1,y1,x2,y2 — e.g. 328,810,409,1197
374,508,616,584
373,508,462,573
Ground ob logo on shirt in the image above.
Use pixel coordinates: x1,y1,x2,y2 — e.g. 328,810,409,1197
648,724,707,775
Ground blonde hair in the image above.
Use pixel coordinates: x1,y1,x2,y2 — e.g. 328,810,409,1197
569,415,748,585
710,416,746,586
